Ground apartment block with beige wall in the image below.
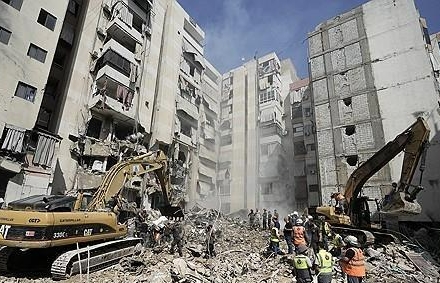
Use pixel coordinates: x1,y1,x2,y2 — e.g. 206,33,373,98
0,0,69,202
0,0,221,209
308,0,440,221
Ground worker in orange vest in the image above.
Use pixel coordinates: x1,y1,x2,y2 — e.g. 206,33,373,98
339,235,366,283
292,218,310,252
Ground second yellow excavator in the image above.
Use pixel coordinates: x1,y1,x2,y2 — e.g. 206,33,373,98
0,150,183,279
315,117,430,231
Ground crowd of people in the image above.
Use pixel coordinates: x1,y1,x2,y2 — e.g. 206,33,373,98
249,209,365,283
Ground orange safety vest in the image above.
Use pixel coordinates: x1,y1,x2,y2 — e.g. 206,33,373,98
341,247,366,277
293,226,306,245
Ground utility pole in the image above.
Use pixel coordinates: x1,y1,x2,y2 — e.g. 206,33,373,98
254,52,260,209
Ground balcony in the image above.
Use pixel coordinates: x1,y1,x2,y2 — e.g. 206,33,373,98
89,75,137,121
106,14,142,51
0,125,61,171
202,124,215,140
176,95,199,121
102,39,135,64
198,162,215,178
199,144,216,161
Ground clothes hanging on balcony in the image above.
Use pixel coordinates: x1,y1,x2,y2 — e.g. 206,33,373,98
1,124,25,153
116,85,133,110
33,133,59,167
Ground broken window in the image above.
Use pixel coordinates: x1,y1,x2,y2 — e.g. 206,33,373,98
220,121,231,130
304,108,311,117
294,141,307,155
293,123,304,137
96,49,131,77
28,43,47,63
346,155,358,166
113,123,131,140
345,125,356,136
180,123,191,137
343,97,352,106
15,82,37,102
259,89,276,104
229,90,233,100
292,103,303,119
37,9,57,31
67,0,79,16
86,117,102,139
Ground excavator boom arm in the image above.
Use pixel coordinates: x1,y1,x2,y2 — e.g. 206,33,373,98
344,118,430,205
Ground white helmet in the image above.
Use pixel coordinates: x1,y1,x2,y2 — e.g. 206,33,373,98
293,211,299,216
307,215,313,220
344,235,359,247
295,218,303,225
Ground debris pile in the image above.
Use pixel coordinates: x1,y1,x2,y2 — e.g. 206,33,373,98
0,207,438,283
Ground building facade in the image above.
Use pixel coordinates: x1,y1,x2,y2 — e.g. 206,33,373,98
217,53,298,213
0,0,222,209
308,0,440,221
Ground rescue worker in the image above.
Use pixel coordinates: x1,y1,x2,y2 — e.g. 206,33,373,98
262,208,268,230
273,216,280,229
293,244,313,283
305,215,319,253
291,211,299,223
293,218,310,251
269,227,281,255
283,217,294,254
170,221,185,257
314,242,333,283
248,209,255,229
205,224,216,258
267,210,273,229
319,216,332,250
339,235,366,283
329,231,344,257
274,209,279,220
255,209,261,229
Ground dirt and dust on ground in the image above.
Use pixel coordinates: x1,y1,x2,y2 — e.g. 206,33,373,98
0,206,439,283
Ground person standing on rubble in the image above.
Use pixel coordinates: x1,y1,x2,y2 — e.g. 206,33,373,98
283,217,294,254
255,209,261,229
170,221,185,257
329,231,344,257
293,218,309,252
273,215,280,230
205,224,216,258
248,209,255,229
318,216,332,250
262,209,268,230
267,210,273,229
269,227,281,255
293,244,313,283
274,209,279,220
305,216,320,253
339,236,365,283
314,242,333,283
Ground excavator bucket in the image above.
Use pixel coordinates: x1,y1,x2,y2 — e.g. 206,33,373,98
381,191,422,215
158,205,184,219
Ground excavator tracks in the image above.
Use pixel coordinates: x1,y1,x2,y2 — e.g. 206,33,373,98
51,238,142,280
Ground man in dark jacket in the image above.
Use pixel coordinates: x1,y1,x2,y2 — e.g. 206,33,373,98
170,221,185,257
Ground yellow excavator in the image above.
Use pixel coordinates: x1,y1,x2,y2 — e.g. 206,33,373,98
315,117,430,237
0,150,183,279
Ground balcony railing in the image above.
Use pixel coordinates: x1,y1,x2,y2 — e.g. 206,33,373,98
199,144,216,161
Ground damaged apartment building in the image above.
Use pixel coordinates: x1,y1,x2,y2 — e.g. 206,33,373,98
217,53,298,213
0,0,222,209
308,0,440,222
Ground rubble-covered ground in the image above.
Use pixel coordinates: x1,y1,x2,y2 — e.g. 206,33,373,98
1,207,439,283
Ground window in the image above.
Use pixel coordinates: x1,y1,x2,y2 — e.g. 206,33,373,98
306,144,316,152
294,141,307,155
37,9,57,31
293,123,304,137
86,117,102,139
1,0,22,10
309,184,319,192
220,135,232,146
0,27,11,44
304,108,311,117
15,82,37,102
28,44,47,63
259,89,276,104
262,183,273,195
67,0,79,16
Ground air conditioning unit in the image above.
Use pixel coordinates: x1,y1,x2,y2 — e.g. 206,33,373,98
310,170,316,174
102,2,111,14
97,27,106,37
91,50,99,59
144,26,152,36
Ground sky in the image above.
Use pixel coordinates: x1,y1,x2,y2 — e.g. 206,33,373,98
176,0,440,78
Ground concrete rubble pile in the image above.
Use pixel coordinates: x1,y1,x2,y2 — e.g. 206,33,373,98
0,207,438,283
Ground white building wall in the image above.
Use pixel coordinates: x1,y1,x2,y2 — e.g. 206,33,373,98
0,0,69,132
